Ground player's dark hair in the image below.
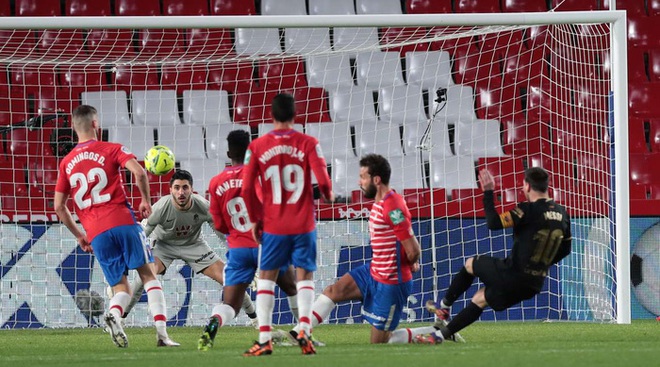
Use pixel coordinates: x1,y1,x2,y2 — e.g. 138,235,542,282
227,129,250,163
72,105,97,128
170,169,193,188
524,167,549,193
359,154,391,185
271,93,296,122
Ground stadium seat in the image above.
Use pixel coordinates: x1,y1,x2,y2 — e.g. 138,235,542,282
406,50,453,89
501,0,547,12
602,0,647,15
205,123,251,162
157,125,206,160
627,47,648,83
66,0,111,16
431,84,477,123
380,28,430,55
132,90,181,126
650,119,660,152
629,154,660,185
261,0,307,15
447,189,484,217
388,155,426,190
454,119,505,158
163,0,209,15
574,82,609,125
650,184,660,199
630,183,648,200
525,25,548,50
628,17,660,48
331,156,361,198
180,159,224,194
308,0,355,14
305,54,354,90
475,82,521,120
182,90,231,126
258,57,307,90
36,29,85,59
137,29,186,60
628,118,649,154
26,156,59,196
82,91,131,127
232,88,277,126
187,28,234,58
8,128,44,159
378,85,427,125
503,47,547,84
526,76,557,121
284,28,332,54
477,157,525,189
115,0,160,15
306,121,354,158
0,0,9,15
647,48,660,82
61,64,107,99
629,83,660,117
161,63,208,94
479,30,524,60
429,156,478,190
455,0,501,13
0,30,36,60
207,61,255,92
258,123,303,137
108,126,155,159
651,0,660,16
501,114,549,155
333,27,379,56
86,29,135,60
211,0,256,15
235,28,282,57
355,121,404,157
356,0,402,14
293,87,331,123
16,0,61,15
329,87,378,124
403,119,453,158
453,46,500,85
550,0,598,11
355,51,405,89
112,64,160,93
9,64,57,95
406,0,452,13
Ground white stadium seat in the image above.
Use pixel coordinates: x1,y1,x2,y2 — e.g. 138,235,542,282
157,125,206,160
356,0,402,14
305,54,354,90
81,91,131,127
235,28,281,57
305,121,354,158
333,27,379,56
406,50,454,89
429,156,478,190
403,120,453,158
285,27,332,54
355,51,405,89
183,90,232,125
308,0,355,15
261,0,307,15
329,87,378,124
131,90,180,126
454,119,506,158
205,123,251,163
378,85,427,125
108,126,155,159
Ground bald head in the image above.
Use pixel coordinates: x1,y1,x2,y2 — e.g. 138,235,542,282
72,105,98,134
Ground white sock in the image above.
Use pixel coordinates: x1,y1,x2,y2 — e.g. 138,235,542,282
287,295,299,322
440,300,451,309
109,291,131,320
242,291,256,318
256,279,276,344
388,326,437,344
293,293,335,334
125,276,144,317
211,304,236,327
145,279,168,338
296,280,315,335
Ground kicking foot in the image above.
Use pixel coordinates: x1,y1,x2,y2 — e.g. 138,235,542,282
296,330,316,355
104,313,128,348
198,316,219,351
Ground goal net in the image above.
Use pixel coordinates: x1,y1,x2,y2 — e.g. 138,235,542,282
0,12,629,328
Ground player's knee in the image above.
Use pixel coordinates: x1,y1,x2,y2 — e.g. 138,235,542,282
471,289,488,308
464,257,475,274
322,284,339,301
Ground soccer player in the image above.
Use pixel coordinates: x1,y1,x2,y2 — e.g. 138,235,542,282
198,129,299,351
422,167,572,344
241,93,334,356
290,154,440,344
120,169,258,327
54,105,178,348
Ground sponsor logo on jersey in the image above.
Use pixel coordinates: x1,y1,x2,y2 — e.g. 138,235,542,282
244,149,251,164
389,209,405,225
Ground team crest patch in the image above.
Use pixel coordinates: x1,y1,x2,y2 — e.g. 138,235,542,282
389,209,405,225
244,149,251,164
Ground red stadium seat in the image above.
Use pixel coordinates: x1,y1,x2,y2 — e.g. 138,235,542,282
211,0,256,15
137,29,185,60
60,64,108,100
602,0,647,16
627,47,648,83
525,25,548,50
455,0,500,13
629,83,660,117
629,118,649,154
651,0,660,16
292,87,331,124
650,119,660,152
477,157,526,189
503,47,546,84
163,0,209,15
207,61,255,92
36,30,85,59
112,64,160,93
501,113,549,155
86,29,135,60
479,30,524,59
501,0,547,12
258,57,307,90
630,183,648,200
161,63,208,94
630,153,660,185
550,0,598,11
647,48,660,82
8,127,44,160
187,28,234,58
650,184,660,199
628,17,660,48
406,0,452,13
115,0,160,16
453,45,500,85
233,87,277,126
573,82,609,124
16,0,61,16
66,0,111,16
9,64,57,96
380,27,430,55
475,82,521,120
447,189,484,217
27,156,59,196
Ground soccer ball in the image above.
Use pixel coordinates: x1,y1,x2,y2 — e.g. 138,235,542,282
144,145,175,175
631,222,660,316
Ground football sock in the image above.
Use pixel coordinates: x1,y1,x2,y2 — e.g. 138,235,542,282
124,276,144,318
256,279,276,344
211,304,236,328
388,326,437,344
296,280,315,335
293,294,335,333
443,301,483,339
145,279,168,338
442,267,475,306
109,291,131,320
287,295,299,322
241,291,257,319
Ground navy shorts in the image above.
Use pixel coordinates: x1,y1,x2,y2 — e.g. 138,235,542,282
224,247,290,286
260,230,317,272
92,224,153,286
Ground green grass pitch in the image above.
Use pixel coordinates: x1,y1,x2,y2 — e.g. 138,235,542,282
0,321,658,367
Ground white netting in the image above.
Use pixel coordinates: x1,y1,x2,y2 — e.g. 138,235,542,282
0,18,621,328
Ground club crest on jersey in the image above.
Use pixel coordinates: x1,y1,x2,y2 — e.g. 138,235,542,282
193,214,199,222
389,209,405,225
244,149,251,164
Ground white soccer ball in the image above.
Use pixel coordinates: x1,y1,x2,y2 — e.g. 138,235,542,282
631,222,660,316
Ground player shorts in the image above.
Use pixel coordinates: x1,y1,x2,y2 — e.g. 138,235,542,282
223,247,290,286
92,224,153,287
152,239,220,274
349,263,412,331
472,255,540,311
260,230,317,272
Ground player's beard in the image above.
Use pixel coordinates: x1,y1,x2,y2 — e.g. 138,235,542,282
361,181,377,199
173,193,191,209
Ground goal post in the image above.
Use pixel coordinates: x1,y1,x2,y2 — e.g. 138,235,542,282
0,11,630,328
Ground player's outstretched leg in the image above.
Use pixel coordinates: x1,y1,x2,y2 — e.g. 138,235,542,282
143,279,180,347
425,300,465,343
241,291,258,327
198,304,236,351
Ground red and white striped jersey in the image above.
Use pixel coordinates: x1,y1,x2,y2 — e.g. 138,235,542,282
368,190,415,285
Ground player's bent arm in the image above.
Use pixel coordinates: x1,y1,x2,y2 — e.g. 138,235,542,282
125,158,150,202
54,191,85,240
400,236,421,265
483,190,505,230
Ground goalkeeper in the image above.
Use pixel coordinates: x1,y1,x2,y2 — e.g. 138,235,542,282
116,170,259,325
422,167,572,344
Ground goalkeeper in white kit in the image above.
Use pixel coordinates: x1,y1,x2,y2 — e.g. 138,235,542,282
110,170,258,326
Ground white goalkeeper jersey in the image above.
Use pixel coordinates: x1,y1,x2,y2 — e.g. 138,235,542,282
144,194,215,246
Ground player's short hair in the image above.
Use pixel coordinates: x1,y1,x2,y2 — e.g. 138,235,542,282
227,129,250,163
72,105,97,130
170,169,193,187
524,167,549,193
359,154,391,185
271,93,296,122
